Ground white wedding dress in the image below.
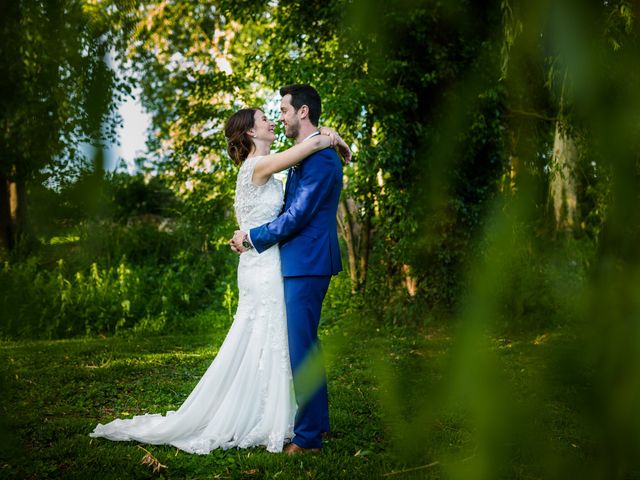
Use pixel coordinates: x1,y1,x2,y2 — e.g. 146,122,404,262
90,156,296,453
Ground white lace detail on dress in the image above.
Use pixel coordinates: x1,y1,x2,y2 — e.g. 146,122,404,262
90,155,295,454
233,155,284,232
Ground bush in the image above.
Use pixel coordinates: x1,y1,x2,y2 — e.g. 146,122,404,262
0,247,234,339
0,167,242,340
493,238,589,333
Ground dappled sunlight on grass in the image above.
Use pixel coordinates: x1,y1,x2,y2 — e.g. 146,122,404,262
82,349,218,370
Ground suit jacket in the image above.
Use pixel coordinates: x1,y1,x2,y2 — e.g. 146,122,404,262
249,147,343,277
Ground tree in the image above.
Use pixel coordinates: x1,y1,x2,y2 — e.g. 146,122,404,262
0,0,117,253
107,0,511,311
500,0,635,236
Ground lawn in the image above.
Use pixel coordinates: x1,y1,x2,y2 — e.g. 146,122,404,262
0,320,587,479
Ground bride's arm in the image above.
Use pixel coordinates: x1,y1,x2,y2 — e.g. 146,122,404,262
252,135,332,185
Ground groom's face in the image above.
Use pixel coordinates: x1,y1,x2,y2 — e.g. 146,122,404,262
279,94,300,139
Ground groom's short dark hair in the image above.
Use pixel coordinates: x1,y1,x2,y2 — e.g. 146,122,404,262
279,84,321,126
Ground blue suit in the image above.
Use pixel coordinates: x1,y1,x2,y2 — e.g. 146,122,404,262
250,145,342,449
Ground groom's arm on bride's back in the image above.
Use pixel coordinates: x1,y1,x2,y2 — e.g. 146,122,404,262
249,150,340,253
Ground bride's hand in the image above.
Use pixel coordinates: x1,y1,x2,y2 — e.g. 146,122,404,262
334,135,352,163
319,127,339,146
229,230,247,254
319,127,352,163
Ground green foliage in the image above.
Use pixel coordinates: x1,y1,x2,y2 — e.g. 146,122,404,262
0,251,230,339
0,0,119,183
320,271,362,329
487,227,591,334
1,171,237,339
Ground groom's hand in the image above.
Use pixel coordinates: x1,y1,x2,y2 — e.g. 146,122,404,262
229,230,249,254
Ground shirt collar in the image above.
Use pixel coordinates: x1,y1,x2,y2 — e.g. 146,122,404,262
301,131,321,142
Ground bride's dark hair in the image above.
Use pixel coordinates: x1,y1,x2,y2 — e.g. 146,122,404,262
225,108,257,165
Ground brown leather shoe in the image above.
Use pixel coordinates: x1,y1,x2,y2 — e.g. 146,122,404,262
283,443,321,456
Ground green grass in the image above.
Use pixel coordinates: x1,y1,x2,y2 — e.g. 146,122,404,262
0,321,590,479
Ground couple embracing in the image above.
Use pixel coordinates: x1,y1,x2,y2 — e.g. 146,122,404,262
91,84,351,455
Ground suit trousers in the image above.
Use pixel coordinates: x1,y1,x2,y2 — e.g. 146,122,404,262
283,275,331,449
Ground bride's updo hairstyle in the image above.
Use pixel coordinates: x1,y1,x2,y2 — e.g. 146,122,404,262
225,108,257,165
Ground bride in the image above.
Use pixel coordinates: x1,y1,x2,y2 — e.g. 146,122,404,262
89,107,349,454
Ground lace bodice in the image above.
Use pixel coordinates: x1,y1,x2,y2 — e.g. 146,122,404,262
234,156,284,231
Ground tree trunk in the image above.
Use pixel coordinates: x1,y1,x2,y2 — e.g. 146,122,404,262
335,108,375,293
0,168,28,253
358,214,370,290
337,196,358,292
549,120,578,232
402,264,417,297
0,172,14,251
336,194,372,293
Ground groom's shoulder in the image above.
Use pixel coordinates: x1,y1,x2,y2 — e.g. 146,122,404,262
307,147,341,167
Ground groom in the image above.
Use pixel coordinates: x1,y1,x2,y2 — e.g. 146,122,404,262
231,84,345,454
